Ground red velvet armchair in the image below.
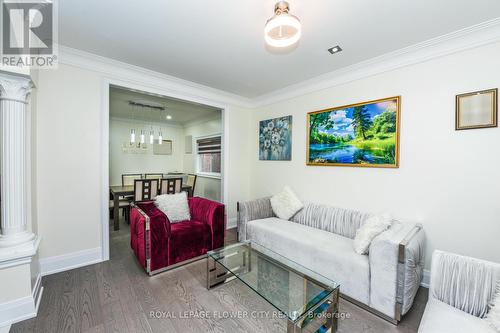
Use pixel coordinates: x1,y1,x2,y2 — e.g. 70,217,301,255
130,197,225,275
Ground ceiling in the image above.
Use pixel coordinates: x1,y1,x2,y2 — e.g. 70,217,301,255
109,86,221,126
60,1,500,98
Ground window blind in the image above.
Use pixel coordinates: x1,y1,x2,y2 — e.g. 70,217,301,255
196,136,221,154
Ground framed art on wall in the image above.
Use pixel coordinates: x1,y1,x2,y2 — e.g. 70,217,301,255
307,96,401,168
259,115,292,161
455,88,497,130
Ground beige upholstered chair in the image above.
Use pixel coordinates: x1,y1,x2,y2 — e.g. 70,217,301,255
145,173,163,181
134,179,159,202
122,173,143,186
160,177,182,195
186,174,197,197
145,173,164,192
109,200,131,222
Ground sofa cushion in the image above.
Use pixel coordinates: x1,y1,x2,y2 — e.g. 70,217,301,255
246,217,370,304
270,186,303,220
418,299,496,333
353,214,392,255
291,203,372,239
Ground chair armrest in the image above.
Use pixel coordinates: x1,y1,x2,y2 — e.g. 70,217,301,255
130,202,170,274
188,197,226,250
369,222,425,320
237,197,274,241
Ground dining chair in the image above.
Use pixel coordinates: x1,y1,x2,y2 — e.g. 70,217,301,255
122,173,143,186
160,177,183,195
145,173,163,192
185,174,197,197
134,179,159,202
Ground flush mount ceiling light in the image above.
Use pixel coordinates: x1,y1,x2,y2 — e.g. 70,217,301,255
265,1,301,48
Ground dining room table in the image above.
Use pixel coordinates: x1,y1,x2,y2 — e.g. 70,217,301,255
110,180,193,231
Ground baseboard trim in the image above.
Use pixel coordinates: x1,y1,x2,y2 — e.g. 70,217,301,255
40,247,103,276
227,217,237,229
421,269,430,288
0,273,43,327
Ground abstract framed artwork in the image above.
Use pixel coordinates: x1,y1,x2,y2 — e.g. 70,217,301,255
307,96,401,168
259,115,292,161
455,88,497,130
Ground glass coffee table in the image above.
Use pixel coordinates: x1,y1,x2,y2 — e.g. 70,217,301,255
207,241,339,333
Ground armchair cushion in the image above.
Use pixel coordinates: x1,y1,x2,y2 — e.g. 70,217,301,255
168,220,211,265
155,192,191,222
418,298,496,333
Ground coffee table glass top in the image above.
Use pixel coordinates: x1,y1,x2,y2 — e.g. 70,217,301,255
207,241,339,321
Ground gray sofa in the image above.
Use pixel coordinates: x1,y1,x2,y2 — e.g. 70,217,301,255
418,250,500,333
237,197,425,323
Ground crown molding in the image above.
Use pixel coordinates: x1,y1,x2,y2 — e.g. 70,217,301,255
252,18,500,108
58,46,254,108
59,18,500,110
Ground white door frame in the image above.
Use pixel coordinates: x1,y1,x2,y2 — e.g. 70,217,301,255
100,78,230,261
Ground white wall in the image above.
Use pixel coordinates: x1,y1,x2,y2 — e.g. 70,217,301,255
183,116,222,202
109,118,184,185
249,42,500,269
36,64,102,259
35,62,251,261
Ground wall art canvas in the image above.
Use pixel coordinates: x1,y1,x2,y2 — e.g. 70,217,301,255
307,96,400,168
259,115,292,161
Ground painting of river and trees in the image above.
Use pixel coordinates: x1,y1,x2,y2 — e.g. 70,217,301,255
307,97,400,167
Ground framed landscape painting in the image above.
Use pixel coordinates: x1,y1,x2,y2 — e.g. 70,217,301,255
259,115,292,160
307,96,400,168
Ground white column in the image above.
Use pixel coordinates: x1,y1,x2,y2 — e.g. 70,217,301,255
0,74,34,248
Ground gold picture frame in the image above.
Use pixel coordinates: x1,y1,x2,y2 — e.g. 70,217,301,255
455,88,497,130
306,96,401,168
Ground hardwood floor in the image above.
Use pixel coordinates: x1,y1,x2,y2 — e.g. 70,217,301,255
12,217,427,333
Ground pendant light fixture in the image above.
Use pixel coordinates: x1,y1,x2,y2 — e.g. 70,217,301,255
264,1,301,48
130,129,136,144
140,130,145,144
149,129,154,145
158,129,163,144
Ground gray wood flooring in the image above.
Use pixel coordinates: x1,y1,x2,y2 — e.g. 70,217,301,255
12,217,427,333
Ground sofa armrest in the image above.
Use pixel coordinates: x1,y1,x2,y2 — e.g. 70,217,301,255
188,197,226,250
237,197,274,241
130,202,170,274
369,222,425,320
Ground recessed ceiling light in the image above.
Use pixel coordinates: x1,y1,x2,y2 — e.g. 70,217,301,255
166,115,172,120
328,45,342,54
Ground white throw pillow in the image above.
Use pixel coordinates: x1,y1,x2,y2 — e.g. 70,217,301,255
154,192,191,223
486,281,500,332
270,186,303,220
353,214,392,255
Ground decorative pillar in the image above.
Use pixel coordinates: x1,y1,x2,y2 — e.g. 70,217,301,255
0,74,34,248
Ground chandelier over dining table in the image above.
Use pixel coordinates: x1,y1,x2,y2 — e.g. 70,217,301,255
129,100,164,145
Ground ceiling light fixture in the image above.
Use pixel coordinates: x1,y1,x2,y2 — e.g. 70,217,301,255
328,45,343,54
166,115,172,120
264,1,301,48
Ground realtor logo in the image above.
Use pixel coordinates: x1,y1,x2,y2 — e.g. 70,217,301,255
1,0,58,68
